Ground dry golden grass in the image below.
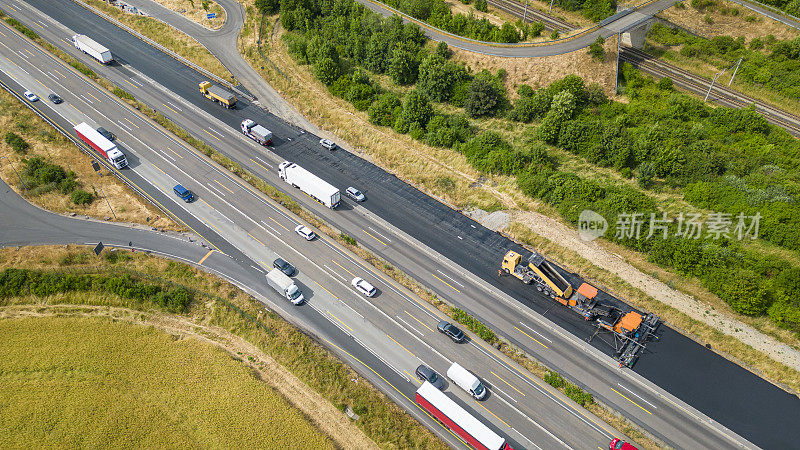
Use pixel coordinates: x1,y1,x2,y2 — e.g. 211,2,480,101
451,34,619,97
79,0,233,81
659,0,800,41
0,245,443,449
0,88,181,231
151,0,226,29
0,315,337,449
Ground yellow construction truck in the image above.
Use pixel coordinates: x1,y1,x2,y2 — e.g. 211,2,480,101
199,81,237,108
502,249,660,367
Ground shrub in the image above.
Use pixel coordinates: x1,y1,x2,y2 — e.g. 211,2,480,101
4,132,29,154
588,36,604,60
464,70,506,118
368,92,402,126
400,91,433,128
313,58,340,86
71,189,93,205
451,308,498,343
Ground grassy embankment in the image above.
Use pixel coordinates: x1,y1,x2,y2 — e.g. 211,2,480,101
149,0,226,29
0,316,337,448
0,77,181,231
0,245,445,449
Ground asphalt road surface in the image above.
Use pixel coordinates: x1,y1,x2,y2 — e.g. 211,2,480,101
3,1,800,448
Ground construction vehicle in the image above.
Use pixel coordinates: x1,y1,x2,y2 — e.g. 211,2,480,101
72,34,113,64
241,119,272,146
199,81,236,108
502,249,660,366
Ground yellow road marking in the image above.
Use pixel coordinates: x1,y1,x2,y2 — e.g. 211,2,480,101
167,146,183,159
0,29,6,37
248,232,264,246
474,401,510,428
69,104,80,114
203,128,221,141
323,338,469,447
36,78,45,87
199,198,215,210
611,387,653,415
362,229,386,245
514,325,549,349
87,92,101,103
162,103,179,114
491,371,525,396
35,23,44,30
214,179,234,194
202,218,223,234
332,260,356,278
53,69,65,78
328,310,353,332
198,250,214,265
268,216,289,231
386,334,415,357
249,157,270,172
151,163,166,175
405,370,418,382
123,117,139,128
125,79,138,89
313,280,339,300
405,310,434,332
431,273,461,293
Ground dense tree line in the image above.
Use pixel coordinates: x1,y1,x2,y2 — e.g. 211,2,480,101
277,0,800,332
0,268,193,313
648,23,800,101
551,0,616,21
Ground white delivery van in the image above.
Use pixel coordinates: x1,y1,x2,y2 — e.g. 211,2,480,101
446,362,487,400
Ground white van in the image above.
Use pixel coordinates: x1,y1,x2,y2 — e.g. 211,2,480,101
446,362,487,400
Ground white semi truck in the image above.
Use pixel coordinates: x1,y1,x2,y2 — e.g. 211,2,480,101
241,119,273,146
74,122,128,169
72,35,113,64
266,268,304,305
278,161,340,209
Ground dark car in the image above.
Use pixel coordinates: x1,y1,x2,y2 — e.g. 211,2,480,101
437,320,465,343
48,93,63,104
272,258,296,276
415,364,445,389
173,184,195,202
96,126,116,141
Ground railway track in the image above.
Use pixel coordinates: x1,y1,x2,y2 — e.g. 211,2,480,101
620,46,800,137
487,0,575,32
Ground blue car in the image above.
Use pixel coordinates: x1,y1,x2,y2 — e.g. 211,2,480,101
173,184,195,202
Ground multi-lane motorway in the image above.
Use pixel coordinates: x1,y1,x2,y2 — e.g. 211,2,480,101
2,0,800,448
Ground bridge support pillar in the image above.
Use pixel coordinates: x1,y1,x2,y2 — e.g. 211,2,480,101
620,18,654,49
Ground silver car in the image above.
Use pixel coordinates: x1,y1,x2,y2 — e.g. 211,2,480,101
415,365,445,389
320,138,336,150
346,187,365,202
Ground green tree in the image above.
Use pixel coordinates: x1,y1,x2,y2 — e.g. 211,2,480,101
637,161,656,188
464,71,505,118
401,91,433,128
314,57,340,85
588,36,605,60
388,43,420,85
435,41,451,59
475,0,488,11
255,0,280,14
368,92,402,126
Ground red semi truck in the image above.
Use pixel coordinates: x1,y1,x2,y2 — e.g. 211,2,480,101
74,122,128,169
415,381,514,450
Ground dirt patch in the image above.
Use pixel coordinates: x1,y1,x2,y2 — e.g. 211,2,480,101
659,0,800,41
147,0,226,29
464,208,511,231
0,87,181,231
0,304,378,450
451,35,619,96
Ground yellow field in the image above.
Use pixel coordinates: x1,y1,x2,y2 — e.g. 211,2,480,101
0,316,336,449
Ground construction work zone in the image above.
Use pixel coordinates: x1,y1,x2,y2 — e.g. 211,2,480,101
502,250,660,367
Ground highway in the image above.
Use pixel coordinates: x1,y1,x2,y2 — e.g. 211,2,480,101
3,1,800,448
0,19,629,449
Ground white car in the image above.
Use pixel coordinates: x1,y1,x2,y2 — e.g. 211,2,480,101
320,138,336,151
351,277,376,297
294,225,316,241
346,187,365,202
23,90,39,102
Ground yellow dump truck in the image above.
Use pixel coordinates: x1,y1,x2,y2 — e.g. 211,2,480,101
199,81,237,109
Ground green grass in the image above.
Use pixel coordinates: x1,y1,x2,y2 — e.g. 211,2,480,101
0,316,335,448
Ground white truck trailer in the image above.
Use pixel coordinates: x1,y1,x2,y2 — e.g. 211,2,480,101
278,161,340,209
241,119,273,146
72,35,113,64
266,268,304,305
74,122,128,169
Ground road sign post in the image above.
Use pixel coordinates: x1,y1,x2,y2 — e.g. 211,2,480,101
206,12,216,19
